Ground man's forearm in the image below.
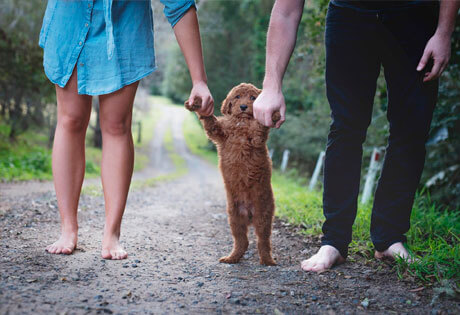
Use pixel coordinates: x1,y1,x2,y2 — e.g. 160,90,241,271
436,0,460,37
263,0,304,91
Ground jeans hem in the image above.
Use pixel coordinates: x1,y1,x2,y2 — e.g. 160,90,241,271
320,239,349,259
373,237,407,252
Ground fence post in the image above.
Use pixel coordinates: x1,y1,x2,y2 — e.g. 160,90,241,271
280,149,290,173
361,147,384,204
269,148,274,160
309,151,325,191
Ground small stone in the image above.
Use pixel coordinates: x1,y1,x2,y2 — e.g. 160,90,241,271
361,298,370,309
230,298,240,305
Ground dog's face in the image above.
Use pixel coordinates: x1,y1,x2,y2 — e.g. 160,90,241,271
221,83,261,119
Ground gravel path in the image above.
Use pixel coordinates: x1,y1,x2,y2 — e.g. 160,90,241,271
0,101,457,314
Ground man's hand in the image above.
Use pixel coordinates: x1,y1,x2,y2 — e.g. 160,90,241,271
187,81,214,117
253,88,286,129
417,32,451,82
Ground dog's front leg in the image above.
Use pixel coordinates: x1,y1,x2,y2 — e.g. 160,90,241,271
184,99,226,143
199,115,226,144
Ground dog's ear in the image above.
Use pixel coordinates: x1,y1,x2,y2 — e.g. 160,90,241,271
221,94,233,115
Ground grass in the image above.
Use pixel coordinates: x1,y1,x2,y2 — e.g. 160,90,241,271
181,109,460,287
0,124,100,181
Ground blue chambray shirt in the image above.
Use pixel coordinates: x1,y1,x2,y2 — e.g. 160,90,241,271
39,0,195,95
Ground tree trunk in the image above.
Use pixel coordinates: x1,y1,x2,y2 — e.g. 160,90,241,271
8,93,23,141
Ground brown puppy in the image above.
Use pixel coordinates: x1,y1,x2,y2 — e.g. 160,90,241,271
186,83,280,266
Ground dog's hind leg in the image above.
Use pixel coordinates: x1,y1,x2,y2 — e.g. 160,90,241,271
219,208,249,264
253,194,276,266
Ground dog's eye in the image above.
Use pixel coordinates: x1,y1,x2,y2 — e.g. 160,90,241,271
250,96,256,101
235,95,240,99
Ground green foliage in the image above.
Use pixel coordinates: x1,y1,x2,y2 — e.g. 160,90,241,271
268,106,330,173
423,19,460,207
0,146,52,181
0,0,55,140
161,45,192,103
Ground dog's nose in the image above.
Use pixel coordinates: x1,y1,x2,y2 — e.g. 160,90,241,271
240,105,248,111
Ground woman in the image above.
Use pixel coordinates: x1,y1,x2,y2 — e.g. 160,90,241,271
39,0,214,260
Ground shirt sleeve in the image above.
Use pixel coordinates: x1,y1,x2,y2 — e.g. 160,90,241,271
160,0,196,27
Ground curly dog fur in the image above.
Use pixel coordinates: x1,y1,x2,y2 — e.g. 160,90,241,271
185,83,280,266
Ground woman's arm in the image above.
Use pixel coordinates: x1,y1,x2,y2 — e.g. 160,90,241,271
173,7,214,117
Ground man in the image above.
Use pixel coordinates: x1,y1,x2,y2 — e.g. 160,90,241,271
253,0,459,272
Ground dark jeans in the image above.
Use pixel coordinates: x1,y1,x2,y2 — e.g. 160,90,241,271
322,2,439,258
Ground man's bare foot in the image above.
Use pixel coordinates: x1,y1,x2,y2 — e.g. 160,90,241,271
301,245,346,272
46,230,77,255
375,242,415,263
101,233,128,260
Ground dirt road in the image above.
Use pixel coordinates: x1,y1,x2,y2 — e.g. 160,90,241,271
0,101,457,314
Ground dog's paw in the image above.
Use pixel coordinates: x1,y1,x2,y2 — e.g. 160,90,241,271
260,258,277,266
219,256,241,264
184,98,202,112
272,111,281,123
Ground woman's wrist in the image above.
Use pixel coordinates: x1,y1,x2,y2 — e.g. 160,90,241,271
192,78,208,87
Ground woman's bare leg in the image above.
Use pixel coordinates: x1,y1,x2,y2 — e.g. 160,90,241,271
46,70,92,255
98,82,139,260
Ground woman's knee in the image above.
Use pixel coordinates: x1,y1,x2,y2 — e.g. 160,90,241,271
101,118,131,136
58,112,89,133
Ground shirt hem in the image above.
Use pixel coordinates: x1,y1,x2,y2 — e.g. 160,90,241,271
77,67,158,96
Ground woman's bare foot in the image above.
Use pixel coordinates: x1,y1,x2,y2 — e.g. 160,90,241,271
301,245,346,272
375,242,415,263
101,233,128,260
46,228,78,255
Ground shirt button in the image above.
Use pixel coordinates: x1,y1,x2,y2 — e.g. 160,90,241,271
88,3,91,8
80,63,84,67
79,41,82,46
85,23,89,27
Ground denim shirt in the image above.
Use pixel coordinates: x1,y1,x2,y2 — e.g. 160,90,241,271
39,0,195,95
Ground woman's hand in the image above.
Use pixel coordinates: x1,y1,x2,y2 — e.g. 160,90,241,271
187,81,214,117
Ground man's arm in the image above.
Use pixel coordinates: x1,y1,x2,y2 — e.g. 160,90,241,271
417,0,460,82
174,8,214,117
253,0,305,128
